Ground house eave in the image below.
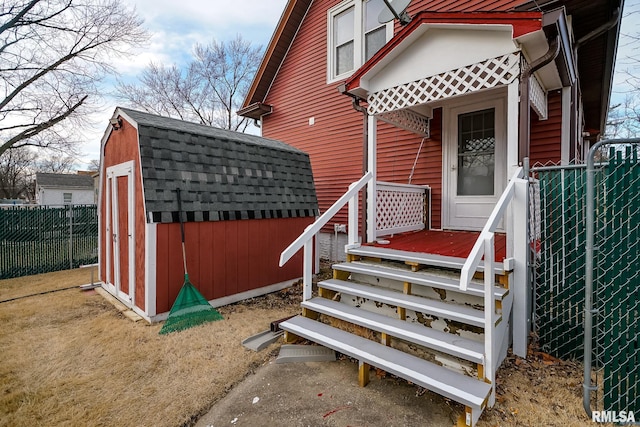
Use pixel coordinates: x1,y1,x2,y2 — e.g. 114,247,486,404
237,102,274,120
343,11,543,96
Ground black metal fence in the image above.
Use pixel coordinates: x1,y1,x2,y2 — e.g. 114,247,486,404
0,205,98,279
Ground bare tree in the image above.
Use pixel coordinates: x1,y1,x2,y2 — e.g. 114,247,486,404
0,147,35,199
117,34,263,132
37,153,75,173
606,3,640,138
0,0,148,157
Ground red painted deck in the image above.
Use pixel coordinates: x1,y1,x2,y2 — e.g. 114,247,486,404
370,230,507,262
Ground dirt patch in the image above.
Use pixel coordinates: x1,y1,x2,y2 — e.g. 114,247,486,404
1,267,599,427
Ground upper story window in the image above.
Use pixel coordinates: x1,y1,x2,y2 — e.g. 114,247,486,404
328,0,393,82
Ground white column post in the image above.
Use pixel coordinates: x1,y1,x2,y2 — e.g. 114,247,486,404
512,177,529,357
366,114,377,243
506,81,520,259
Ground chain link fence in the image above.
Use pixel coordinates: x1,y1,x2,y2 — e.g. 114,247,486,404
532,140,640,416
0,204,98,279
532,163,587,359
588,142,640,415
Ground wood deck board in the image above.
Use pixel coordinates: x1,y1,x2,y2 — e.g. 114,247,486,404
371,230,507,262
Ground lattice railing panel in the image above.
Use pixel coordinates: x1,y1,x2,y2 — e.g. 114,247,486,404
376,182,429,237
529,74,548,120
377,109,430,137
368,52,521,115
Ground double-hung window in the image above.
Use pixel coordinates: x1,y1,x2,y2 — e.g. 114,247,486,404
328,0,393,82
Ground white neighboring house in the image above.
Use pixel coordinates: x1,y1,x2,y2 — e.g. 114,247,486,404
35,173,95,206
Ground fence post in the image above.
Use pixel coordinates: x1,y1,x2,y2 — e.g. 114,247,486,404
68,204,73,270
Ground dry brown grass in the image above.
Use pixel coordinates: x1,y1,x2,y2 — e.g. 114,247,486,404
0,268,299,427
1,266,601,427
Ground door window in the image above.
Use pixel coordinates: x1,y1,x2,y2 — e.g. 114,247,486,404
457,108,495,196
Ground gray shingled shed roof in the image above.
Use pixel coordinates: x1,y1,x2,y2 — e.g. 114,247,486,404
36,173,94,189
116,108,318,224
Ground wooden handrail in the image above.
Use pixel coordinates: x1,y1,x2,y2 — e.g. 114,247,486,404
279,172,373,267
459,167,524,291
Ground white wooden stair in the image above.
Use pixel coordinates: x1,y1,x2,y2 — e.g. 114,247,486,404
279,315,491,426
301,297,485,364
319,278,495,328
333,261,509,300
348,245,507,275
279,245,512,427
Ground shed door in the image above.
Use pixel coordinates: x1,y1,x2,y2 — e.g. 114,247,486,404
444,96,506,230
106,161,135,307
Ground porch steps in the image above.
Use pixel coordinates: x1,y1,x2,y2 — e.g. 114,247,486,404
333,261,509,300
319,278,494,328
349,245,506,275
279,315,491,414
302,297,484,364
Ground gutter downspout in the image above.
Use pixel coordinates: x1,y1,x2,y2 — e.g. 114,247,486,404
518,35,560,162
339,86,369,245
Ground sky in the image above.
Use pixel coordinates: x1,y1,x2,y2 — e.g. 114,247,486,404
75,0,639,169
76,0,288,168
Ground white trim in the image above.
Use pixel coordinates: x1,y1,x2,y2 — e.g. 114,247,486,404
366,114,377,243
442,90,507,231
106,160,136,309
148,278,302,323
145,223,157,317
506,80,520,259
327,0,393,84
561,87,571,165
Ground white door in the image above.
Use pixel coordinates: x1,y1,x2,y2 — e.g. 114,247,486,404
106,161,136,307
443,96,506,230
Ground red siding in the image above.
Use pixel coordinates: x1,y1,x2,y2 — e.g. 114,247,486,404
263,0,451,233
377,109,443,229
530,89,563,166
99,119,147,311
154,217,312,314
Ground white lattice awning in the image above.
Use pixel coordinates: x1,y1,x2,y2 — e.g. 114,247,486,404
367,52,522,116
529,74,548,120
377,109,430,137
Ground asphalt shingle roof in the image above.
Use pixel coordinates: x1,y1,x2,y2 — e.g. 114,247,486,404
117,108,318,223
36,173,94,189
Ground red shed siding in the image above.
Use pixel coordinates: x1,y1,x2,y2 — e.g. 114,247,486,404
530,89,562,166
154,217,311,314
100,119,147,311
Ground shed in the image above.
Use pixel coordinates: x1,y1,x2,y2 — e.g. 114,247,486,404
98,107,318,322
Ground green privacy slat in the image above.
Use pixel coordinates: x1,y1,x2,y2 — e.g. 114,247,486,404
0,205,98,279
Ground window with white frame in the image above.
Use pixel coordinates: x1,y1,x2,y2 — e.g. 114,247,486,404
328,0,393,82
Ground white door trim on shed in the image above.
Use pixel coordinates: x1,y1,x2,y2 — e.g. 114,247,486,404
105,161,136,309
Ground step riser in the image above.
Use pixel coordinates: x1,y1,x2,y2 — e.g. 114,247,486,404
335,294,486,340
350,272,487,309
320,279,490,328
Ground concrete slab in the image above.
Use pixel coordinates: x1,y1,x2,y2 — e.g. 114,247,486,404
276,344,336,364
242,330,284,352
195,358,457,427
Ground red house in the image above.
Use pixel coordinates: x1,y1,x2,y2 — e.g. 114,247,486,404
240,0,622,425
97,108,317,322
